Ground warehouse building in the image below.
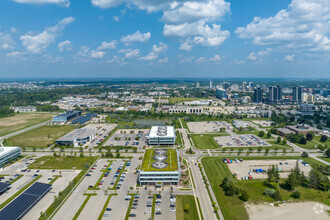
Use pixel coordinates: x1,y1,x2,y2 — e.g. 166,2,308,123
56,129,95,147
52,111,81,123
138,149,181,186
0,147,21,167
147,126,175,146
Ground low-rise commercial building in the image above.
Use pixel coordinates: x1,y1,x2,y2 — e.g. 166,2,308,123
56,129,95,147
52,111,81,123
0,147,21,167
138,149,180,186
147,126,175,146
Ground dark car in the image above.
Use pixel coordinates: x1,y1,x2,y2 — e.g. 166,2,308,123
52,170,55,172
106,208,112,211
132,203,138,206
146,204,152,207
129,214,136,217
155,212,162,215
156,194,162,199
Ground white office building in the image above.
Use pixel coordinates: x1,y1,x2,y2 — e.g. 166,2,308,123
147,126,175,146
0,147,21,167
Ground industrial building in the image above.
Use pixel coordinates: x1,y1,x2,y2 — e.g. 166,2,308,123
56,129,95,147
138,149,181,186
0,147,21,167
147,126,175,146
52,111,81,123
278,124,321,136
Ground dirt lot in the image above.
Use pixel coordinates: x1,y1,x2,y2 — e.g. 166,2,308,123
252,120,274,127
246,202,330,220
227,159,312,180
0,113,52,136
187,121,232,133
214,134,271,147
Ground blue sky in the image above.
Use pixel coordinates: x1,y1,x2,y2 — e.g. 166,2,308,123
0,0,329,78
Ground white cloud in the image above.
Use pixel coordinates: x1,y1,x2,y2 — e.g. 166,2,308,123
162,0,230,24
179,42,193,51
58,40,72,51
164,20,229,47
76,46,90,57
121,31,151,43
97,40,117,50
283,54,295,61
158,57,169,63
0,33,15,50
152,42,168,53
113,16,120,22
10,27,18,33
209,54,221,62
91,0,172,12
119,48,140,58
247,48,272,61
12,0,70,7
140,52,157,61
20,17,75,54
236,0,330,52
91,50,106,58
247,53,257,61
6,51,22,57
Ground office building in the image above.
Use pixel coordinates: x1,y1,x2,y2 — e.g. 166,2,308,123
254,87,263,103
0,147,21,167
299,104,316,112
209,81,213,89
269,86,282,103
147,126,175,146
242,82,248,91
223,82,230,90
56,129,95,147
293,86,303,104
138,149,181,186
196,82,200,88
216,87,227,100
248,82,254,91
52,111,81,123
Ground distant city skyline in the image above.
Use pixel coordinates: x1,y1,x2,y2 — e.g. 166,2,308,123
0,0,329,78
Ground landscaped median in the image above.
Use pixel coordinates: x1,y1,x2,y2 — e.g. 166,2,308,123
124,193,138,220
0,175,42,210
72,194,95,220
89,161,113,190
190,133,228,149
176,195,199,220
97,194,116,220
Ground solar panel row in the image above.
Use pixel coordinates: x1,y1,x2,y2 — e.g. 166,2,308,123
0,182,10,194
71,116,91,124
0,182,51,220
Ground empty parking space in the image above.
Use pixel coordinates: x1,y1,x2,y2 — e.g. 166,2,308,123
104,129,149,148
83,124,117,148
252,120,274,127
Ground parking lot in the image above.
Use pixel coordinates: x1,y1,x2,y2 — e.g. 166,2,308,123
227,159,312,180
104,129,149,148
214,134,271,147
82,123,117,148
252,120,274,127
187,121,232,133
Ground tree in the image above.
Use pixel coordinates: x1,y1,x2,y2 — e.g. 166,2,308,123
306,132,314,141
299,137,307,145
277,136,281,144
324,148,330,158
282,138,287,145
320,135,328,142
301,151,309,158
184,204,190,213
309,169,330,191
267,132,272,138
239,189,249,201
272,190,282,201
265,148,270,155
259,131,265,137
267,165,280,183
290,189,301,199
285,161,307,190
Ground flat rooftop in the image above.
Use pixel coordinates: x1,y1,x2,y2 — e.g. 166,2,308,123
148,126,175,138
0,147,20,157
56,129,95,142
141,149,179,172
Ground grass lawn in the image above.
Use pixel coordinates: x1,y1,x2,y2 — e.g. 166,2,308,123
141,149,178,171
268,141,292,149
4,125,76,148
296,136,330,150
0,113,53,137
176,195,199,220
232,130,257,135
28,156,98,169
202,156,330,220
190,134,227,149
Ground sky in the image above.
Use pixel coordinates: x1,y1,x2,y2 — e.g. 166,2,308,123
0,0,329,78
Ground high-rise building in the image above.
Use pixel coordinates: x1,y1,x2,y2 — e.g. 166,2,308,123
242,82,247,91
248,82,254,91
223,82,230,90
216,87,227,100
231,84,239,91
209,81,213,89
292,86,303,103
196,82,200,88
269,86,282,103
254,87,263,103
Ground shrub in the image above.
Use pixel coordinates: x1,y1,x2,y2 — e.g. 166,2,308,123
272,190,282,201
290,189,301,199
264,188,275,196
320,135,328,142
239,189,249,201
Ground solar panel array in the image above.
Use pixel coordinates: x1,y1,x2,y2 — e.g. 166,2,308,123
0,182,51,220
71,116,91,124
0,182,10,194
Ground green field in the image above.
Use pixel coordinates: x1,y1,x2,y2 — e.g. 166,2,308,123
4,125,76,148
201,156,330,220
317,157,330,163
168,97,203,104
176,195,199,220
0,113,53,137
296,136,330,150
141,149,178,171
190,134,227,149
28,156,98,169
